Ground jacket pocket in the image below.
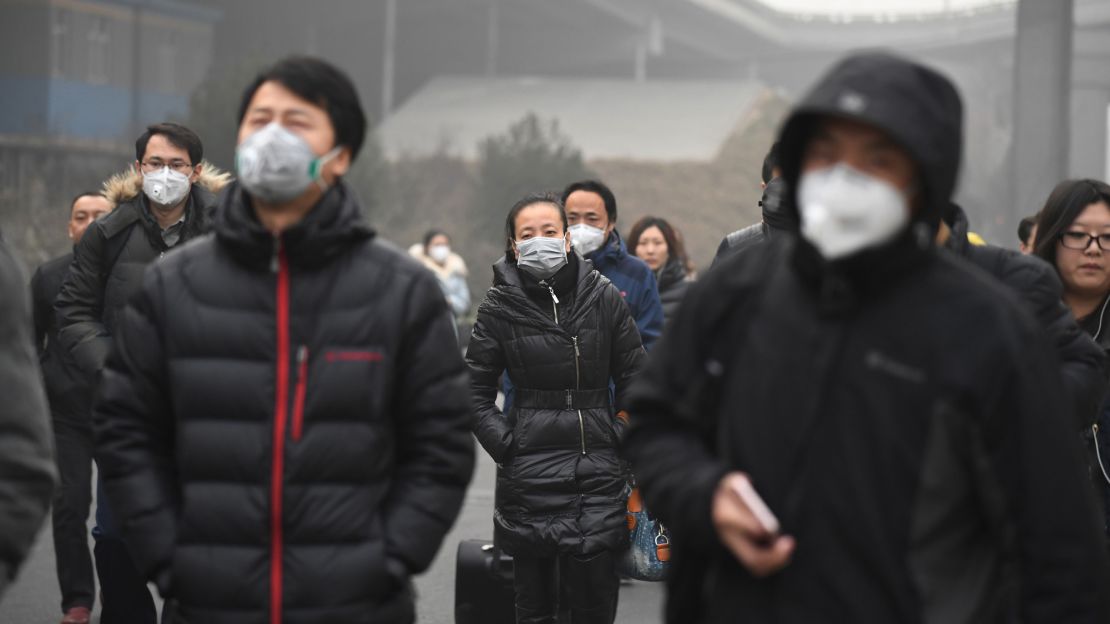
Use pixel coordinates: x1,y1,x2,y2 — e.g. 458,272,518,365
318,346,389,422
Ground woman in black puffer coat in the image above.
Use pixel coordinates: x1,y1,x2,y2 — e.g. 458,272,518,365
467,192,646,624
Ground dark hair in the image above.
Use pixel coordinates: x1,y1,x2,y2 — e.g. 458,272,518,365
561,179,617,223
238,56,367,160
69,191,105,214
761,141,781,184
504,191,567,261
627,215,693,274
1017,216,1037,246
1033,179,1110,270
423,229,449,250
135,122,203,165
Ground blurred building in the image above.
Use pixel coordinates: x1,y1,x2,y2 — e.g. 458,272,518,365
0,0,218,263
378,77,766,162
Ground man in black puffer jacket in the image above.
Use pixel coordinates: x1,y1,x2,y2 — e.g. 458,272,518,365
625,52,1109,623
93,56,475,624
56,122,229,624
56,123,229,378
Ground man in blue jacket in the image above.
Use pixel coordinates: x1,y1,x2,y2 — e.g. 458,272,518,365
562,179,663,350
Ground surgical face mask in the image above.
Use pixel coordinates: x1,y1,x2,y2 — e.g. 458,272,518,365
235,122,341,204
569,223,607,255
515,236,568,280
142,167,191,207
428,244,451,264
798,163,910,260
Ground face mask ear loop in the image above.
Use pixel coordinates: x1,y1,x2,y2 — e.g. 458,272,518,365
312,146,344,193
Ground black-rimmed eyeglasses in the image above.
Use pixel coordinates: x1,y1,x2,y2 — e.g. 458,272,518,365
140,159,194,175
1059,231,1110,251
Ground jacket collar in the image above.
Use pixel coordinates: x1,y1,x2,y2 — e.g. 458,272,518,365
791,224,936,317
489,251,603,328
585,230,627,268
656,257,687,291
215,181,375,271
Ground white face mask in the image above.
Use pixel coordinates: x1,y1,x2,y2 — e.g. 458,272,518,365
798,163,910,260
428,244,451,264
568,223,607,255
236,122,341,204
142,166,192,207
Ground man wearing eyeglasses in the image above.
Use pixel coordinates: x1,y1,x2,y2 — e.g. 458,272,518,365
54,122,229,624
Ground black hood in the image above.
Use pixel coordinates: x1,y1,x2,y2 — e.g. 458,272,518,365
778,51,964,235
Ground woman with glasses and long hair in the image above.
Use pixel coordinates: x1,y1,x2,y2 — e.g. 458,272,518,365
466,191,645,624
1033,178,1110,536
1034,180,1110,344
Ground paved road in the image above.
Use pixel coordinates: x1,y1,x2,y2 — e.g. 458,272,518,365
0,450,665,623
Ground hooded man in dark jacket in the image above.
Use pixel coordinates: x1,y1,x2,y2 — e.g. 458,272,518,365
0,232,57,599
30,191,112,624
711,141,797,267
624,51,1109,623
54,121,229,624
93,56,475,624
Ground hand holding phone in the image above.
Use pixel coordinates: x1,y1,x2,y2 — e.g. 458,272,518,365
731,473,780,536
712,472,794,577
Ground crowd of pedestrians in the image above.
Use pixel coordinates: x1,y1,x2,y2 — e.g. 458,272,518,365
1,48,1109,624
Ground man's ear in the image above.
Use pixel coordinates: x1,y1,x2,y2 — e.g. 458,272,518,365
133,160,142,174
564,232,572,253
189,162,203,184
327,147,352,181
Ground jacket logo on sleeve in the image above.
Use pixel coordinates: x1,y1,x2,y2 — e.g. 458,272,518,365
865,350,925,384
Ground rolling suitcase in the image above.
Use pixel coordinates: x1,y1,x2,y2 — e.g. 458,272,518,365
454,539,516,624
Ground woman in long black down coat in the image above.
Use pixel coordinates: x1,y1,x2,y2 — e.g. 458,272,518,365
467,191,646,624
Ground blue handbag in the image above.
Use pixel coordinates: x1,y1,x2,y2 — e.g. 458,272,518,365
617,486,671,582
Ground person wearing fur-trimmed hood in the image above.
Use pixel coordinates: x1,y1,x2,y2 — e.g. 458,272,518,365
54,122,229,624
56,123,231,378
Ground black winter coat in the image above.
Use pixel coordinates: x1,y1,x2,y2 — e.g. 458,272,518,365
31,252,94,422
712,177,795,268
628,51,1108,624
55,168,225,376
945,206,1107,428
626,236,1110,623
0,235,56,594
93,182,475,624
467,255,645,557
656,258,691,328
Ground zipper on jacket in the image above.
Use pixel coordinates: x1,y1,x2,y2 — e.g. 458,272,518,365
541,280,559,324
269,239,289,624
577,409,587,455
572,336,581,390
292,345,308,442
270,236,280,273
573,336,585,454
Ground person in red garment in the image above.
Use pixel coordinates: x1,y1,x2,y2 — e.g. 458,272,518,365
92,56,475,624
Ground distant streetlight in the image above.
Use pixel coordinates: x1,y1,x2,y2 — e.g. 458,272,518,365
381,0,397,120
